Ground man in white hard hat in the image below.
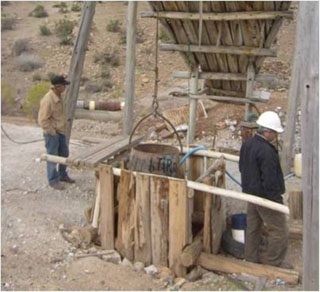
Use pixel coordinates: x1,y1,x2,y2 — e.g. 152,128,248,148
239,111,291,268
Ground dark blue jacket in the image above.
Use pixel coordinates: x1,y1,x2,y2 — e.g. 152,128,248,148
239,134,285,203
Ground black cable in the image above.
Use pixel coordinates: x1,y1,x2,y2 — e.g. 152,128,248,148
1,125,43,144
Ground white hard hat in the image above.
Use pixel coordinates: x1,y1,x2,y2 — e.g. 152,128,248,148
256,111,284,133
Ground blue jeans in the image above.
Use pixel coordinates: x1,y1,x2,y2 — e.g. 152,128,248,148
44,133,69,184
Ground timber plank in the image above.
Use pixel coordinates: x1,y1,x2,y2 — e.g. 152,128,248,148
150,176,169,267
115,170,135,261
134,173,152,265
169,179,190,277
98,165,114,249
198,253,299,284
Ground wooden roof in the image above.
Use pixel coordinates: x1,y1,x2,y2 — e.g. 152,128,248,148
145,1,292,98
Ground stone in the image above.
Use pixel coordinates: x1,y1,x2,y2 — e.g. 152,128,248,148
144,264,158,275
173,277,187,288
133,261,145,272
157,267,175,283
142,78,149,83
101,250,121,264
121,257,133,268
88,246,97,254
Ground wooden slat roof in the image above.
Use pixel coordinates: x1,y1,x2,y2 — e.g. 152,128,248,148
148,1,291,97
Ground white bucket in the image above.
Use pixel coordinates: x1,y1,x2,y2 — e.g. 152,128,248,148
232,229,245,244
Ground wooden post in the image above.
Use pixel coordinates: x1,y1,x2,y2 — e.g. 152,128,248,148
98,165,114,250
298,2,319,290
288,189,303,221
65,2,96,144
245,60,255,121
169,179,190,277
124,1,138,135
115,170,135,261
187,71,199,145
134,173,152,265
150,176,169,266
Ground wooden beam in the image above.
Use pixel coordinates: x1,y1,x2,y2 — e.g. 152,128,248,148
141,10,293,21
160,43,277,57
65,2,96,144
169,179,190,277
180,230,203,268
198,253,299,284
179,94,267,105
124,1,138,135
299,2,319,290
172,71,278,83
98,165,114,250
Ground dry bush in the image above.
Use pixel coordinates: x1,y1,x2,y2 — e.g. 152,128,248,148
93,50,120,67
84,81,103,93
1,82,16,115
106,19,122,33
29,5,48,18
32,73,42,81
17,54,44,72
22,81,50,120
71,2,82,12
55,18,76,45
12,39,30,56
40,25,51,36
1,13,17,31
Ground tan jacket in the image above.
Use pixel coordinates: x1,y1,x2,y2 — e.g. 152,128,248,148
38,89,66,135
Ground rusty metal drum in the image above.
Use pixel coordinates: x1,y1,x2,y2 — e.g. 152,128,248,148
129,143,184,178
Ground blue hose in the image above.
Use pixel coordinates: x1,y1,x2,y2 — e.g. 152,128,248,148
179,145,206,165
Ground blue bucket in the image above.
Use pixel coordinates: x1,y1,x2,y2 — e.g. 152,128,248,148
231,213,247,244
231,213,247,230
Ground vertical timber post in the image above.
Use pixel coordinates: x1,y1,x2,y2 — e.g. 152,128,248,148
124,1,138,135
65,2,96,144
299,2,319,291
245,60,255,121
187,71,199,145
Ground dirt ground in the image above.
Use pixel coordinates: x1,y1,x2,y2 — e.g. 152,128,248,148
1,1,303,291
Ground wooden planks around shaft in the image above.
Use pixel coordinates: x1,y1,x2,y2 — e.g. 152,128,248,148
98,165,114,249
169,179,190,277
150,176,169,266
134,173,152,265
115,170,135,261
198,253,299,284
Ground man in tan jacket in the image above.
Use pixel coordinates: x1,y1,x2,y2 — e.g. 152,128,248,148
38,75,75,190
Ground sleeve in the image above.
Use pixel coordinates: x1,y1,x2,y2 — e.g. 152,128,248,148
38,98,56,136
258,148,281,198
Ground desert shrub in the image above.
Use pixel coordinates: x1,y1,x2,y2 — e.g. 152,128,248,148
71,2,82,12
12,38,30,56
17,53,44,72
32,73,42,81
1,82,16,115
40,25,51,36
53,2,67,8
159,26,170,42
106,19,122,33
94,50,119,67
46,71,56,81
84,81,103,93
100,79,114,90
29,5,48,18
55,18,76,45
22,81,50,120
119,29,126,45
59,6,69,14
136,28,145,44
109,83,122,99
99,65,111,79
1,13,17,31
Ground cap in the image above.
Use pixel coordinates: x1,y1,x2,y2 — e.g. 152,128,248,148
51,75,70,86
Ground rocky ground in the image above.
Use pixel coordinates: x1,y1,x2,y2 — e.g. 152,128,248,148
1,1,303,291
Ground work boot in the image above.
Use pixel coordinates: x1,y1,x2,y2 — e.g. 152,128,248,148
60,176,75,184
49,182,65,190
